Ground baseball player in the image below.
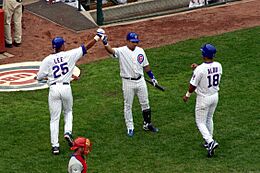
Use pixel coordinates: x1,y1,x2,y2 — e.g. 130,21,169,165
183,43,222,157
35,30,102,155
99,31,159,137
68,137,92,173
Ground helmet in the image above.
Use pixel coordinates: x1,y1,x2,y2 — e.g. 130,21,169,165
200,43,217,58
52,37,65,49
70,137,92,155
126,32,140,43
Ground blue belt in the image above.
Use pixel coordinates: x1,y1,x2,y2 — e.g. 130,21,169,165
122,76,141,80
50,82,69,86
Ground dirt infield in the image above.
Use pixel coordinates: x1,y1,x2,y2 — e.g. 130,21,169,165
1,0,259,65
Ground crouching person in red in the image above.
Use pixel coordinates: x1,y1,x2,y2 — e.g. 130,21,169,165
68,137,92,173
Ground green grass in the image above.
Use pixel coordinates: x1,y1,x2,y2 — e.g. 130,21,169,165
0,26,260,173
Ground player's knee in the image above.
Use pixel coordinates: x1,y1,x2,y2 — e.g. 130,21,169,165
196,122,206,129
63,109,72,115
124,103,132,111
141,103,149,111
50,116,60,122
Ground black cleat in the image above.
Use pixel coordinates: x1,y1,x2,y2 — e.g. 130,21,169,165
13,42,21,47
64,132,73,147
207,140,219,158
143,122,159,132
52,146,60,155
5,42,13,48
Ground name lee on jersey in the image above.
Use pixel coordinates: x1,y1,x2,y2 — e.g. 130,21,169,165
54,57,63,64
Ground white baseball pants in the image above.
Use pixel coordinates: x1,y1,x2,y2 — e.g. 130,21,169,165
195,93,218,144
122,78,150,130
49,84,73,147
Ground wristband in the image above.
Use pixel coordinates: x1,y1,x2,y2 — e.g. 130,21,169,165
81,44,87,55
146,70,155,79
94,35,100,42
185,91,192,97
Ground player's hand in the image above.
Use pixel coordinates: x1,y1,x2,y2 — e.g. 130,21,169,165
102,35,108,46
97,28,105,38
182,95,189,102
94,28,105,41
72,74,80,81
191,63,198,70
151,78,158,86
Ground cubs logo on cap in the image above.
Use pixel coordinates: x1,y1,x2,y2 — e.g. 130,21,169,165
126,32,140,43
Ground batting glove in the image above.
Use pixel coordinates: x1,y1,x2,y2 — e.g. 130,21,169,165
94,28,105,41
97,28,105,37
152,78,158,86
102,35,108,46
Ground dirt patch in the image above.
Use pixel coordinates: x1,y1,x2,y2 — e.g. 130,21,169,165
1,0,259,65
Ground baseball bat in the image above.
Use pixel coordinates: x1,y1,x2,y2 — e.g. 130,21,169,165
145,78,165,91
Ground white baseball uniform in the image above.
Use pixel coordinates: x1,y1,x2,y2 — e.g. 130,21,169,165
37,45,86,147
190,61,222,144
113,46,150,130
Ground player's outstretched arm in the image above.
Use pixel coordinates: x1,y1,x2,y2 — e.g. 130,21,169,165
95,28,115,55
100,35,115,55
85,38,98,50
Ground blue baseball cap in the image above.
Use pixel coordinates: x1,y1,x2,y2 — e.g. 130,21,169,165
200,43,217,58
126,32,140,43
52,37,65,49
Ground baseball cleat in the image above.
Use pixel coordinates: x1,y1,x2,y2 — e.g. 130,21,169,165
64,132,73,147
5,42,13,48
52,146,60,155
127,129,134,137
143,122,159,132
207,140,219,158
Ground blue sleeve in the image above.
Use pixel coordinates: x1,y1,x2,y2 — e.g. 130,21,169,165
81,45,87,56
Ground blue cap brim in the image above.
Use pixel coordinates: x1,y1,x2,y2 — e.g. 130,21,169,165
129,39,140,43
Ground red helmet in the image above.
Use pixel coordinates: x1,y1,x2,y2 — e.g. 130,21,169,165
70,137,92,155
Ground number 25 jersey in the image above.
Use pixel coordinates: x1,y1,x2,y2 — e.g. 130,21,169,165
37,46,85,84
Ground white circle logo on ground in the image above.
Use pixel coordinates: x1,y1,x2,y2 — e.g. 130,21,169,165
0,61,80,92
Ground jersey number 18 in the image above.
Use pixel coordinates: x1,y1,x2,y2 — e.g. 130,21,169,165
207,74,219,88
